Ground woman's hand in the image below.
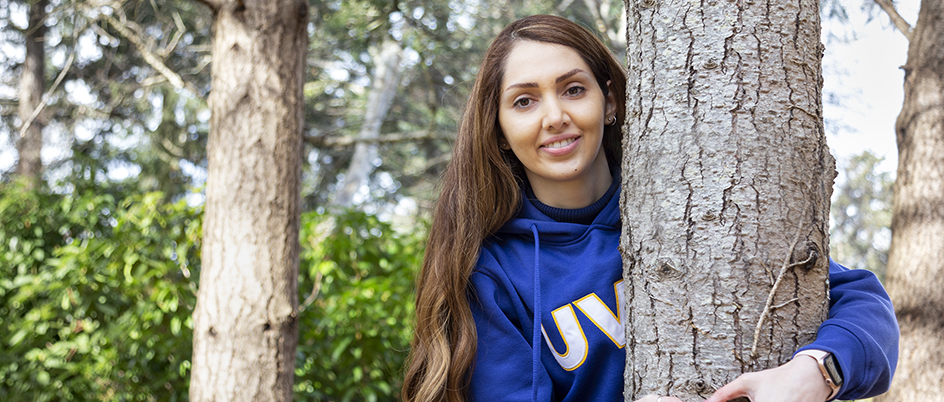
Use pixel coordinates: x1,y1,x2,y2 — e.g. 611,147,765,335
706,356,832,402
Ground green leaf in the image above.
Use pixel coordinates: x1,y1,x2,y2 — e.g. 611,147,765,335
123,254,140,284
36,370,50,386
32,248,45,262
170,316,182,336
12,274,36,287
331,336,353,363
353,366,363,382
9,329,28,346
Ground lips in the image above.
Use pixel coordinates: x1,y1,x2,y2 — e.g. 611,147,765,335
540,135,580,156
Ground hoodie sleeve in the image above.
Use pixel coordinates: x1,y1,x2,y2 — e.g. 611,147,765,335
795,259,899,400
467,270,553,402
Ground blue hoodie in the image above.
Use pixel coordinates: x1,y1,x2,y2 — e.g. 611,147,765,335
466,181,898,401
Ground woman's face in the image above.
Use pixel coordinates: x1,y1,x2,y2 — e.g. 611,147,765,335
497,40,616,208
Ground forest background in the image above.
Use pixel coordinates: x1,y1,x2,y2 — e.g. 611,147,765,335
0,0,921,400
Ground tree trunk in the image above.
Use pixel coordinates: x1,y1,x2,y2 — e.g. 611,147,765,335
620,0,834,399
15,0,47,185
878,0,944,399
332,38,402,208
189,1,307,401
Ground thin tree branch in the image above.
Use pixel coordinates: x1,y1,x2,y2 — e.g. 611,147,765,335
874,0,914,41
17,0,84,139
298,217,336,313
191,0,223,12
771,298,799,310
0,99,19,109
582,0,611,43
89,19,118,44
750,225,816,358
556,0,576,12
160,12,187,59
298,271,323,312
304,130,452,148
19,52,75,139
94,6,201,95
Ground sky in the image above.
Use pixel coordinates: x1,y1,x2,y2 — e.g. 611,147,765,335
0,1,924,180
821,0,921,174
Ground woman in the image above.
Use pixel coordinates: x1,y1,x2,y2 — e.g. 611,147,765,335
402,15,898,402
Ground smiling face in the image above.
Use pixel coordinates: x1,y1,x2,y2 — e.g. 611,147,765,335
498,40,617,208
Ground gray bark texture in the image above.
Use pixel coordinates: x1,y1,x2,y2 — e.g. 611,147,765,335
189,1,307,401
15,0,47,184
620,0,835,399
878,0,944,399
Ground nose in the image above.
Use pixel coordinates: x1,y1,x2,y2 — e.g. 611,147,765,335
542,98,570,131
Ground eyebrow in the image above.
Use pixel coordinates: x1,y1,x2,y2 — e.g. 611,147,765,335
504,69,586,92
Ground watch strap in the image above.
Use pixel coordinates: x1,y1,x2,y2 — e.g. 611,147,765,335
794,349,841,400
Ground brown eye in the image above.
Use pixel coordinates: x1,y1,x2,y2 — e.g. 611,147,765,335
566,86,585,96
513,98,532,108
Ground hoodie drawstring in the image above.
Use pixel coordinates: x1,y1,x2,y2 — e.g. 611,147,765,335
530,223,541,402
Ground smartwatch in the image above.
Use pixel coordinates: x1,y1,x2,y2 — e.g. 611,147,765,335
794,349,843,400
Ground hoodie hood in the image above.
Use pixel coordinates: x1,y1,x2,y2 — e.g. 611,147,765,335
495,187,621,239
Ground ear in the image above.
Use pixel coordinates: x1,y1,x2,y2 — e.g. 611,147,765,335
603,80,617,123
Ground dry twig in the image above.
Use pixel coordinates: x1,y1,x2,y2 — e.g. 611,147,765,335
750,227,815,358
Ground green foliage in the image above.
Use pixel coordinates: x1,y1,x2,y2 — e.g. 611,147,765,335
294,210,423,401
0,181,201,401
0,182,423,401
830,151,894,280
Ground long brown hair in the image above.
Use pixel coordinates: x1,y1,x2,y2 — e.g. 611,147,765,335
402,15,627,402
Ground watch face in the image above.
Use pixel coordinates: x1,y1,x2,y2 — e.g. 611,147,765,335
823,354,844,387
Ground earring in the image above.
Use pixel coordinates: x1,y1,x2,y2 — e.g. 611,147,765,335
499,140,511,150
607,116,617,126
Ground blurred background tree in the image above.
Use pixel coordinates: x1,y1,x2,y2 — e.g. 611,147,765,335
829,151,893,280
0,0,913,400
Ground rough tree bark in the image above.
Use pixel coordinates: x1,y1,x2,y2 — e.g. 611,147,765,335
877,0,944,399
332,38,402,207
620,0,835,399
189,1,307,401
15,0,48,185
